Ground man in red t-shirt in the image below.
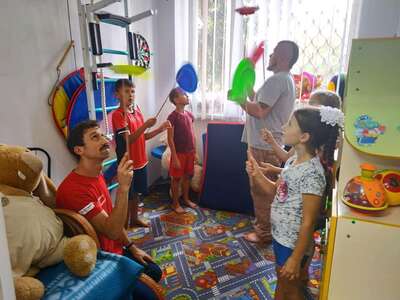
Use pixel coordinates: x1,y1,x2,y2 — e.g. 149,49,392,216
167,87,198,213
112,79,170,228
57,120,162,287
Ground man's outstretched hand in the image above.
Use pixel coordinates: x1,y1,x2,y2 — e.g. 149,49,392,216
117,153,134,190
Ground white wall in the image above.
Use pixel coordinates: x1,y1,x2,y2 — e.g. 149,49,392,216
0,0,176,185
147,0,176,182
0,0,77,186
356,0,400,38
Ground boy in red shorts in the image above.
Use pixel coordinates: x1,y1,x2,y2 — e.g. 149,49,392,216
167,87,198,213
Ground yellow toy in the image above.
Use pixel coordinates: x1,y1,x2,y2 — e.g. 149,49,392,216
375,169,400,206
0,144,97,300
342,163,388,212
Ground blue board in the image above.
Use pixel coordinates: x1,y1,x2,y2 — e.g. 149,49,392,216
199,123,253,215
62,70,84,100
68,81,119,130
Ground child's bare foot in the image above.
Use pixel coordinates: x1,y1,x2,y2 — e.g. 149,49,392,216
243,232,260,243
130,218,150,228
171,203,185,214
183,199,198,209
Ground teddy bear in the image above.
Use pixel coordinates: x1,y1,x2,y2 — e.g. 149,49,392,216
0,144,98,300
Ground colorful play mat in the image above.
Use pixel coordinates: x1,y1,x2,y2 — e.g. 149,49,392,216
50,68,120,186
128,182,322,299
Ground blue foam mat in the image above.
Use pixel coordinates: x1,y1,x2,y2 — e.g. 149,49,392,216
68,81,119,130
199,123,253,215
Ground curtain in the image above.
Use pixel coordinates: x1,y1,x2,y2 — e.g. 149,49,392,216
176,0,357,120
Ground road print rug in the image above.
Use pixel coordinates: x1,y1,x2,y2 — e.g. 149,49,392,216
128,183,321,300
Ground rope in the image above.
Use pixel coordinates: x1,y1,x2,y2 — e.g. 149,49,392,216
47,41,75,105
47,69,61,106
66,0,77,70
122,80,132,162
99,57,110,136
48,0,77,105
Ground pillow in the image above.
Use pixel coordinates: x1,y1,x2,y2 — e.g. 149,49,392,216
3,193,66,277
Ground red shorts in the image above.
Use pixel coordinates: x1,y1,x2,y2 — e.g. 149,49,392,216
169,152,195,178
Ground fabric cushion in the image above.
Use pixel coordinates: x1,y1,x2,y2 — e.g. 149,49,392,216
37,251,144,300
2,193,66,277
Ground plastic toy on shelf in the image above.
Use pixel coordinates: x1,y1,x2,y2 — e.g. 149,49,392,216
375,169,400,206
342,163,388,212
321,37,400,300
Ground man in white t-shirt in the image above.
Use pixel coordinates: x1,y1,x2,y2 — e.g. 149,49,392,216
241,40,299,244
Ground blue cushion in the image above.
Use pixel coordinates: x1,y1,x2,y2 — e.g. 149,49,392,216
199,123,253,214
151,145,167,160
37,251,144,300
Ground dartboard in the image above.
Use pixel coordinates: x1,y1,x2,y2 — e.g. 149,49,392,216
132,33,150,69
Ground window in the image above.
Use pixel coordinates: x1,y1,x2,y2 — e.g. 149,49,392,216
189,0,355,119
194,0,232,119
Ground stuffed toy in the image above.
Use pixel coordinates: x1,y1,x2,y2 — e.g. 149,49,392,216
0,144,97,300
293,71,322,100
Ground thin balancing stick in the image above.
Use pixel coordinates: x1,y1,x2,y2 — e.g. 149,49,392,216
155,94,169,119
245,100,253,158
121,80,132,163
143,94,167,134
155,82,176,118
145,83,176,133
123,108,131,161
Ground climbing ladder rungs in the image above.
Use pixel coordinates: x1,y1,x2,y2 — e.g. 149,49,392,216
108,182,119,191
96,12,130,27
87,0,121,13
103,48,129,56
95,105,119,112
97,62,113,68
93,78,118,83
103,158,118,167
128,10,155,23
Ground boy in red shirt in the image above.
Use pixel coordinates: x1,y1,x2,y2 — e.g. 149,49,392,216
167,87,198,213
112,79,170,228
